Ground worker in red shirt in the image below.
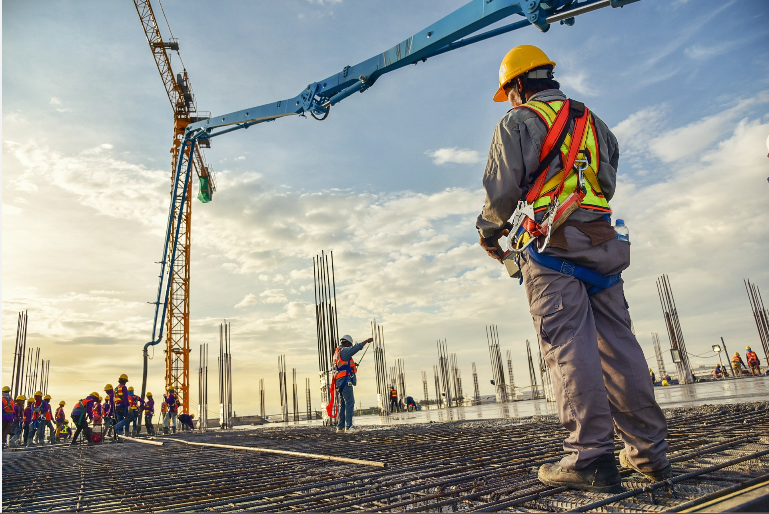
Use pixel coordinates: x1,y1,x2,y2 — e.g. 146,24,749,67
35,394,56,445
746,347,761,376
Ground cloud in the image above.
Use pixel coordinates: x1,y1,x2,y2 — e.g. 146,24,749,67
5,140,168,230
558,71,599,97
425,147,482,165
50,97,71,112
235,293,260,309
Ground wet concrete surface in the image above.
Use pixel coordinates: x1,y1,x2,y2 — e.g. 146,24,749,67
259,375,769,429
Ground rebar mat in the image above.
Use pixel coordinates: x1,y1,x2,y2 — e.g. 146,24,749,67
3,402,768,512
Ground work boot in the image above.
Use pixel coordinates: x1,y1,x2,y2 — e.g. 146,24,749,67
172,427,176,434
336,427,343,433
345,426,357,433
538,454,623,493
619,449,672,481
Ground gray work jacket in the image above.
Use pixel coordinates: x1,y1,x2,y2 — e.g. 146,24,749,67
476,90,620,239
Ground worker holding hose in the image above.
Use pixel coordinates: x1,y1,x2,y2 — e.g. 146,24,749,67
329,335,372,433
477,46,670,492
144,392,156,436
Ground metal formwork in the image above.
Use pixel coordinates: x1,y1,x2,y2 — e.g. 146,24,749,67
3,402,768,512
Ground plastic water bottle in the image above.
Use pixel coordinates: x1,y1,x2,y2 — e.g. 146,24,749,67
615,219,630,242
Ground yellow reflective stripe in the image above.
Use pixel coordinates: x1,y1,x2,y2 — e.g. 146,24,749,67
524,101,558,125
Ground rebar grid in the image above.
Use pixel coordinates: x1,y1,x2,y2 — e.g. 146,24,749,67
4,402,768,513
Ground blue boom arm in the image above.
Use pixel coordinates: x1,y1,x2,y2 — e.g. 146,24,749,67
142,0,640,395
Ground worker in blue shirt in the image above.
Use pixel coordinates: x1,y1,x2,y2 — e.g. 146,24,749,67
331,335,372,433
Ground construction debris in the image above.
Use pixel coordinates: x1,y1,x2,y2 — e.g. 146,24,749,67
4,401,767,512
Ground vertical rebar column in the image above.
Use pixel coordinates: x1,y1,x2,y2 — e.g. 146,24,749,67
433,365,442,408
657,274,692,384
745,279,769,364
538,349,555,402
11,311,28,398
652,332,666,378
506,350,516,401
526,339,539,399
486,326,507,403
278,355,288,422
305,377,312,421
372,321,389,415
313,251,341,425
472,362,480,405
437,340,453,408
292,368,299,422
421,371,429,410
218,323,233,429
396,358,406,407
259,378,265,419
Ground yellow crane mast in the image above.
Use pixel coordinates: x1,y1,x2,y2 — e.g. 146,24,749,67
132,0,215,416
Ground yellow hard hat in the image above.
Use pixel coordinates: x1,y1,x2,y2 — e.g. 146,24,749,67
746,346,751,351
2,386,10,393
493,45,556,102
16,395,26,401
119,374,128,381
167,386,175,391
190,413,195,418
91,391,100,398
27,398,34,403
147,392,153,397
44,394,51,400
105,384,113,391
128,386,134,392
734,352,740,356
661,379,669,386
34,390,43,397
59,401,65,405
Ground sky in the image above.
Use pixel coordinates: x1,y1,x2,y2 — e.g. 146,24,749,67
3,0,769,418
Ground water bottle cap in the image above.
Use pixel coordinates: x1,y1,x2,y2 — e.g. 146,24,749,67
616,219,625,225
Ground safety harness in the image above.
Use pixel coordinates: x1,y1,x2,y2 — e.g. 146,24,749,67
497,98,620,295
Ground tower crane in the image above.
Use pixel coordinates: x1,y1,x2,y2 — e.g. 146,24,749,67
140,0,641,398
133,0,216,415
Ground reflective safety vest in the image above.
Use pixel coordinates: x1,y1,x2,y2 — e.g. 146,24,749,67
72,397,94,418
731,355,743,365
333,347,357,383
161,400,168,413
43,401,52,421
390,389,397,399
128,395,139,411
747,351,759,365
115,384,128,406
520,99,611,215
56,424,68,436
3,396,13,415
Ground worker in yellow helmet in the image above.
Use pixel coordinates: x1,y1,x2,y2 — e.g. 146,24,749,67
2,386,14,447
731,352,746,377
476,45,670,493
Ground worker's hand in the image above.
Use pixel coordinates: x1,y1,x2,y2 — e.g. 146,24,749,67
479,230,508,264
362,337,373,345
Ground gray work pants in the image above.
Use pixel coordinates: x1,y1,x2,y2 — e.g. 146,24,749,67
336,383,355,429
520,226,669,472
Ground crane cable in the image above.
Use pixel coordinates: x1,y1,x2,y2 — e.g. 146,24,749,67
156,0,187,71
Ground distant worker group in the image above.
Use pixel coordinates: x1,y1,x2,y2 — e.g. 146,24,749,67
2,374,196,448
732,347,762,377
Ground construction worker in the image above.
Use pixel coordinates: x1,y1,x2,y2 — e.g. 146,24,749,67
389,386,399,413
179,412,195,431
746,347,761,376
70,392,99,445
55,401,66,439
331,335,372,433
21,398,34,446
477,46,670,492
2,386,14,447
713,364,725,379
28,391,44,446
9,395,26,447
113,374,131,436
36,394,56,445
56,420,71,443
405,396,417,412
144,392,156,436
102,394,114,441
127,386,141,436
649,369,655,384
731,352,747,377
164,386,179,434
160,394,168,432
